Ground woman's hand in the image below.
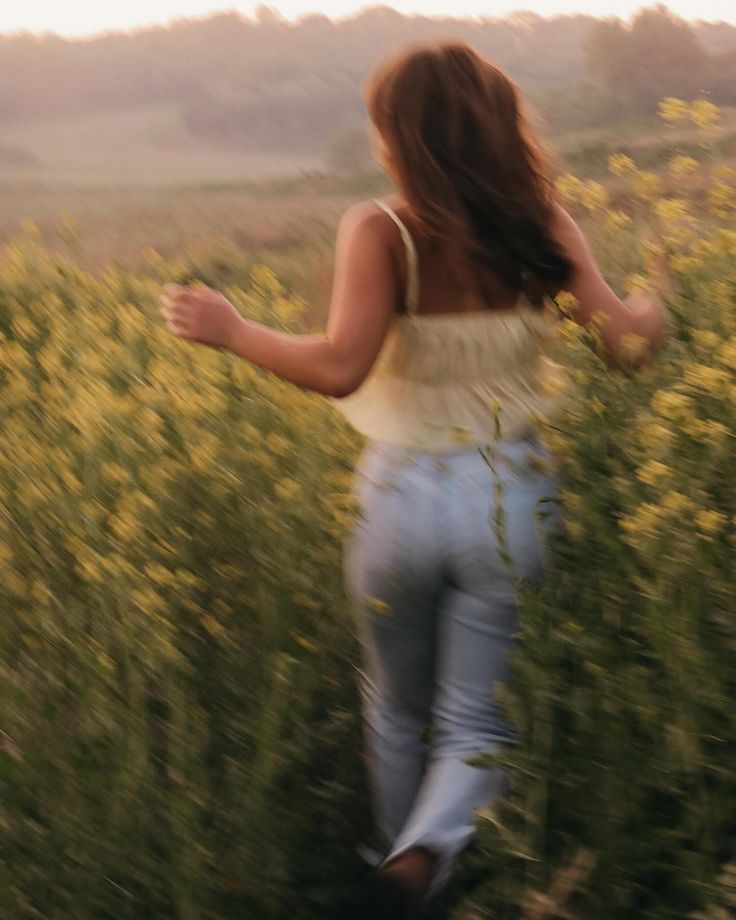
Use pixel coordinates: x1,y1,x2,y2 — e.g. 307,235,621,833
160,283,245,351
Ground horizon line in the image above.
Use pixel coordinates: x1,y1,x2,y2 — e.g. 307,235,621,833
2,3,735,43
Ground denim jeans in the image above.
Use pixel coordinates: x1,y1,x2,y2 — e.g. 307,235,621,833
343,430,563,898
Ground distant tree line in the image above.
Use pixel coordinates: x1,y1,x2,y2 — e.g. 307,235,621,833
0,3,734,160
582,3,736,122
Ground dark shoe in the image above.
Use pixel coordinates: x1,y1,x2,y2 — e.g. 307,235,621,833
361,869,417,919
359,846,438,919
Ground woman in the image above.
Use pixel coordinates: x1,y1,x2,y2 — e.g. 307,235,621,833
161,40,669,918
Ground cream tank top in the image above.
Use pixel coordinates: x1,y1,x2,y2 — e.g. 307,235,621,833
328,197,569,454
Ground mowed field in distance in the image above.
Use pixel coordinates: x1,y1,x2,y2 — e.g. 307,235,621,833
1,100,735,308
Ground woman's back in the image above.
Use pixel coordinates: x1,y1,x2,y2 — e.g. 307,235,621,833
377,195,537,320
328,196,568,453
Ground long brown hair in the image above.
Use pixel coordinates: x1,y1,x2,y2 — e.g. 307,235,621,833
364,40,572,307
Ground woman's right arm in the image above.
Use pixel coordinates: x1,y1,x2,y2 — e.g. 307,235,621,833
547,202,670,370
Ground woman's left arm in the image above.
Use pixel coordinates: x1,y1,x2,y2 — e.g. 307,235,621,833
160,201,397,398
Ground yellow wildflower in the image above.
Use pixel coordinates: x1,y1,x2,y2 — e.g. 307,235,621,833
130,588,168,616
451,425,474,445
246,448,278,475
712,163,735,183
274,477,301,501
702,420,730,444
682,418,730,444
692,330,721,352
143,563,178,587
608,153,636,176
232,362,259,387
690,100,720,128
30,581,53,604
619,502,664,542
714,229,736,255
654,198,690,223
543,432,571,456
76,556,106,584
651,390,694,421
668,155,698,177
201,614,226,640
1,341,32,370
651,389,695,421
716,337,736,369
635,459,672,487
250,264,284,295
658,97,689,122
605,210,632,233
554,291,579,318
692,237,716,256
109,510,139,542
265,432,291,455
367,596,391,616
624,273,650,294
695,509,727,536
554,319,584,346
619,333,648,362
101,462,133,487
5,571,29,600
174,569,207,590
11,316,39,341
632,172,664,202
707,183,735,219
682,364,729,392
273,296,305,323
661,491,693,515
580,180,609,212
670,254,699,274
554,173,584,203
60,468,83,496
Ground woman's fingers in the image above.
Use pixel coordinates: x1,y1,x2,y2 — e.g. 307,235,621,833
160,292,188,309
163,282,213,300
165,315,191,337
160,294,192,321
159,296,190,335
160,284,216,342
163,283,189,297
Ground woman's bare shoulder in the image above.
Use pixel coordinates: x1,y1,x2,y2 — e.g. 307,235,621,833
336,198,400,243
340,197,389,222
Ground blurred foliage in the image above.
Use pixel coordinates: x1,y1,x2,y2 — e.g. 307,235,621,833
0,244,373,917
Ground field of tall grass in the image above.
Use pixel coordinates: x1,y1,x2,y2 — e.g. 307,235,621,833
1,99,735,918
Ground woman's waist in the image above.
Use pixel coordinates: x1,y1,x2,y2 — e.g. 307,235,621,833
354,427,558,487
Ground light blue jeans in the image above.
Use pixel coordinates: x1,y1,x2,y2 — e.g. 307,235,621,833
343,430,563,899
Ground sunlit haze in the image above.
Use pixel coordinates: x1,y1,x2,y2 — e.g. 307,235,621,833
2,0,735,38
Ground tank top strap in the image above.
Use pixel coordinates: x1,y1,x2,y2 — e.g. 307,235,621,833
373,198,420,314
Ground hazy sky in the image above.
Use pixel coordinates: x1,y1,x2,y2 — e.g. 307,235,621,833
2,1,735,38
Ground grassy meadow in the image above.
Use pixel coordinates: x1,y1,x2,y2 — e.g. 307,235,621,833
1,97,736,919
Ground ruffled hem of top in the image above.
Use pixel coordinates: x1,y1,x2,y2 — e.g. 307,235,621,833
329,358,570,453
